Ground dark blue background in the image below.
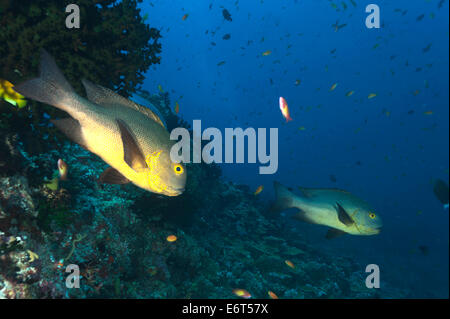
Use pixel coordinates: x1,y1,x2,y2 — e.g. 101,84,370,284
136,0,449,297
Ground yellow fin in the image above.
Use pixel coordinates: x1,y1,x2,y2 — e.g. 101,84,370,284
116,119,148,171
81,79,166,129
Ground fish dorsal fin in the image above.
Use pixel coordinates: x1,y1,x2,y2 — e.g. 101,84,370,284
116,119,148,171
81,79,166,128
335,202,355,226
297,187,314,198
325,188,350,194
298,187,350,198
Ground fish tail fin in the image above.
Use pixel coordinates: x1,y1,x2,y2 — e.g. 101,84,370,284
271,181,295,212
13,49,77,114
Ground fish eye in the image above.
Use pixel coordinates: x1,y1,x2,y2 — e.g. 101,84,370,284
369,212,376,219
174,164,184,175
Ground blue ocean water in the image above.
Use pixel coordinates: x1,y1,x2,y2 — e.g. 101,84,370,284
138,0,449,297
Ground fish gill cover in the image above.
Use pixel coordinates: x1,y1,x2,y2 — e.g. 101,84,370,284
0,0,448,299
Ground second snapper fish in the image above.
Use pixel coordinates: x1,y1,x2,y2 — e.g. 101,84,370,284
272,182,382,238
279,97,292,122
15,49,186,196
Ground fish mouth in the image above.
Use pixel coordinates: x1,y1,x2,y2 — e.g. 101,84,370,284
371,227,382,234
165,187,185,196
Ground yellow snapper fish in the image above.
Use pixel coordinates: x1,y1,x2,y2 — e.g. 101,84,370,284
0,79,27,108
272,182,382,238
15,49,186,196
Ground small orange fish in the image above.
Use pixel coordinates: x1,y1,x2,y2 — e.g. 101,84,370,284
368,93,377,99
166,235,177,242
279,97,293,122
254,185,264,195
285,260,295,269
174,101,180,114
330,83,338,91
268,291,279,299
262,50,272,56
57,159,68,181
424,111,433,115
232,289,252,299
346,90,354,97
182,14,189,21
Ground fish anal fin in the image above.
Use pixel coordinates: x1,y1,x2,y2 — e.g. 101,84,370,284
98,167,130,185
116,119,148,171
335,202,355,226
82,79,166,128
51,118,87,149
292,211,316,224
326,228,347,240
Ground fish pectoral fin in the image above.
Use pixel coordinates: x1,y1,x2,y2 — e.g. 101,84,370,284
116,119,148,171
51,118,87,149
335,202,355,226
98,167,130,185
325,228,347,239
